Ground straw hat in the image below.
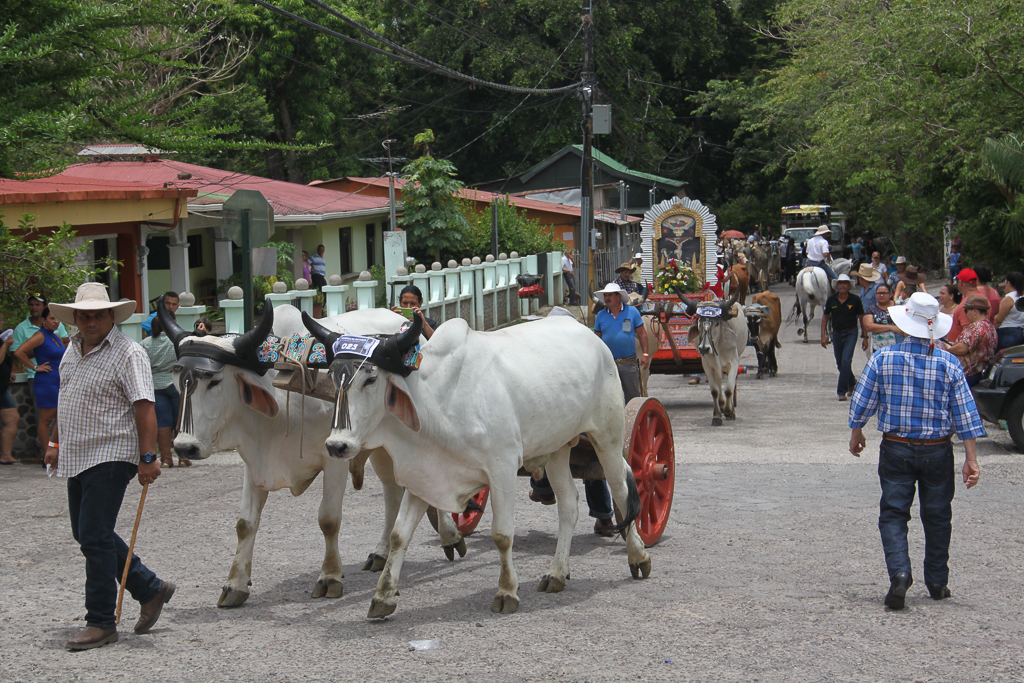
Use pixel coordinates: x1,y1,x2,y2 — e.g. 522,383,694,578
894,256,907,265
49,282,137,327
889,292,953,340
814,225,831,236
615,262,634,274
898,265,927,284
855,264,880,282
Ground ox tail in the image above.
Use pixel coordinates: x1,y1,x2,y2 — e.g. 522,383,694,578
612,467,642,535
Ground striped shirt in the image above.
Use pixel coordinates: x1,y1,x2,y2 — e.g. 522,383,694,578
140,334,177,389
849,336,986,440
56,325,155,478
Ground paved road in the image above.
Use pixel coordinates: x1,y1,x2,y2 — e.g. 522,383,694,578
2,284,1023,682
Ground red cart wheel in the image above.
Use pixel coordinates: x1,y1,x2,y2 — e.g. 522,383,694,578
452,488,488,535
623,397,675,546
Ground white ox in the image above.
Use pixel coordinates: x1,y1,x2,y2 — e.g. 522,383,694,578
163,303,464,607
679,290,750,425
303,312,651,617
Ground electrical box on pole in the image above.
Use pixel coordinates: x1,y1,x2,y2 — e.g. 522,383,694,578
592,105,611,134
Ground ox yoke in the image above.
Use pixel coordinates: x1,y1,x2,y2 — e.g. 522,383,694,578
366,317,628,514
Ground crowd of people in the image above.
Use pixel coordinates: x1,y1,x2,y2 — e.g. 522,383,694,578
0,290,215,467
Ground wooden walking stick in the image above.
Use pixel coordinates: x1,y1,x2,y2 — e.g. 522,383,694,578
116,482,149,625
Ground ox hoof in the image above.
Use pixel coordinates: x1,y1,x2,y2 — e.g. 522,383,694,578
726,413,736,421
217,587,250,608
537,575,567,593
443,538,468,561
490,593,520,614
629,558,653,579
362,553,387,572
711,418,723,426
367,596,397,619
312,577,344,599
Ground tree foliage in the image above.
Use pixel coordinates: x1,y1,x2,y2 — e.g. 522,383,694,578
0,214,105,323
398,130,470,262
463,196,566,259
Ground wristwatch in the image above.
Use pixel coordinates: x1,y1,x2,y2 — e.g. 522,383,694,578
139,452,158,464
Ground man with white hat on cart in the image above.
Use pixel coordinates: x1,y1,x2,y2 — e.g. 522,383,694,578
44,283,175,649
848,292,984,610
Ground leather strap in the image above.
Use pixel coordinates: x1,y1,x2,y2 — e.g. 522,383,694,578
615,355,638,365
883,433,951,446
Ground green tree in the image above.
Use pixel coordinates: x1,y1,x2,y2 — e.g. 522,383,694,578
398,130,470,262
463,196,566,258
0,214,106,323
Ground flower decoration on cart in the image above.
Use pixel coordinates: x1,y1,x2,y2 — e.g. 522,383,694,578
656,259,702,295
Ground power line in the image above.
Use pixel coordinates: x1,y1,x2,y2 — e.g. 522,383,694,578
250,0,582,95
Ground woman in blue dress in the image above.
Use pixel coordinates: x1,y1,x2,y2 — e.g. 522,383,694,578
13,307,65,457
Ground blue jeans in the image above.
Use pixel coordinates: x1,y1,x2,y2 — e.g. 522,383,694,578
530,477,612,520
997,326,1024,351
805,259,838,283
832,327,858,395
68,461,163,628
878,440,955,585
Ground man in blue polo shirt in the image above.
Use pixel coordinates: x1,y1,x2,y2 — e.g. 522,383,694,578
589,282,650,534
140,292,178,336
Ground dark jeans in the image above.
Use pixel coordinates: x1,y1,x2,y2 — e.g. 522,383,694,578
832,327,858,395
563,271,578,305
997,326,1024,351
529,477,612,520
805,259,838,283
878,440,955,585
68,461,163,628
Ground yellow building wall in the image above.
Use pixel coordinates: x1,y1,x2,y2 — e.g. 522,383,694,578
2,198,186,228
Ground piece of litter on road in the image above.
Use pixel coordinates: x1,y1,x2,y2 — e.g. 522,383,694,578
475,623,484,627
409,640,439,651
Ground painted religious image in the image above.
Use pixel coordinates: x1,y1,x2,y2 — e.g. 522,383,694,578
656,212,700,273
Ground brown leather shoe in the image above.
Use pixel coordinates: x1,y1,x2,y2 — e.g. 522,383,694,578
66,626,118,650
134,581,176,634
593,518,616,537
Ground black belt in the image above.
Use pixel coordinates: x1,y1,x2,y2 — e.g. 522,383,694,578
883,433,952,446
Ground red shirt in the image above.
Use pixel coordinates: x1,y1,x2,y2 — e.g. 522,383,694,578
946,303,968,342
979,286,1002,324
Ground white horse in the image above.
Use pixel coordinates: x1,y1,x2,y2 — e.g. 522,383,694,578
792,258,852,343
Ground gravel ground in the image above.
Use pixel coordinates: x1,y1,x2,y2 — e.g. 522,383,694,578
2,284,1023,682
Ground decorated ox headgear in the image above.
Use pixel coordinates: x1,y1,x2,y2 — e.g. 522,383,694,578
674,287,741,321
301,311,422,377
158,295,281,376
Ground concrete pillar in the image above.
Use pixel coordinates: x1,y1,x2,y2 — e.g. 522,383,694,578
169,243,190,294
221,286,245,333
118,313,149,343
215,238,234,285
353,277,378,310
322,284,350,317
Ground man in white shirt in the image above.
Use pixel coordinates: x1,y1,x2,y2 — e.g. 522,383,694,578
561,252,578,304
805,225,838,285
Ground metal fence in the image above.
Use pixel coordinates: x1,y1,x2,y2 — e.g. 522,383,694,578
568,243,640,297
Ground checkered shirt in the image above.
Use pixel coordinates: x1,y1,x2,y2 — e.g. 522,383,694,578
849,336,986,440
56,325,155,478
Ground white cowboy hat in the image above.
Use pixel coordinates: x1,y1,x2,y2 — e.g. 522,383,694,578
814,225,831,236
49,282,137,327
594,282,627,298
889,292,953,340
894,256,907,265
832,273,854,288
634,252,643,259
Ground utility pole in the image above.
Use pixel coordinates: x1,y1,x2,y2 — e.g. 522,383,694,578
579,0,595,293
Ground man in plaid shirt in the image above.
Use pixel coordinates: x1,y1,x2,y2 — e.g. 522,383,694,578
849,292,984,610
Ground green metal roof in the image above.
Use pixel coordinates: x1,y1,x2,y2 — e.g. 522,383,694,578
518,145,686,188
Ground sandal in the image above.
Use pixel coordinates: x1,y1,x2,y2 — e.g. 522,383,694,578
160,459,174,468
177,458,193,467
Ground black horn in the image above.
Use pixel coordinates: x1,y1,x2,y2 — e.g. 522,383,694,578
157,295,189,356
392,310,423,353
233,301,275,370
674,289,699,317
302,310,341,362
719,287,741,320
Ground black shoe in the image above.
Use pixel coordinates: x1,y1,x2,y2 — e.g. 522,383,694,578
884,571,913,610
926,583,952,600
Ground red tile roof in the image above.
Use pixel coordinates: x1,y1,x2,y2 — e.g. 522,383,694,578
59,160,389,219
0,176,196,204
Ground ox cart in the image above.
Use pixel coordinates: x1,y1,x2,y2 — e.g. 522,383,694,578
639,291,716,376
270,338,676,549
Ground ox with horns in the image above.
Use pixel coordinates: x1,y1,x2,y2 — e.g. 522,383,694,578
303,311,651,617
676,288,749,425
746,291,782,379
158,299,465,607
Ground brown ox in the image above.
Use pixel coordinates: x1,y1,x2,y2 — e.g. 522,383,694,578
746,291,782,379
724,264,750,305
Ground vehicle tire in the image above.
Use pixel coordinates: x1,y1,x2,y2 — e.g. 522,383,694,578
1006,393,1024,452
